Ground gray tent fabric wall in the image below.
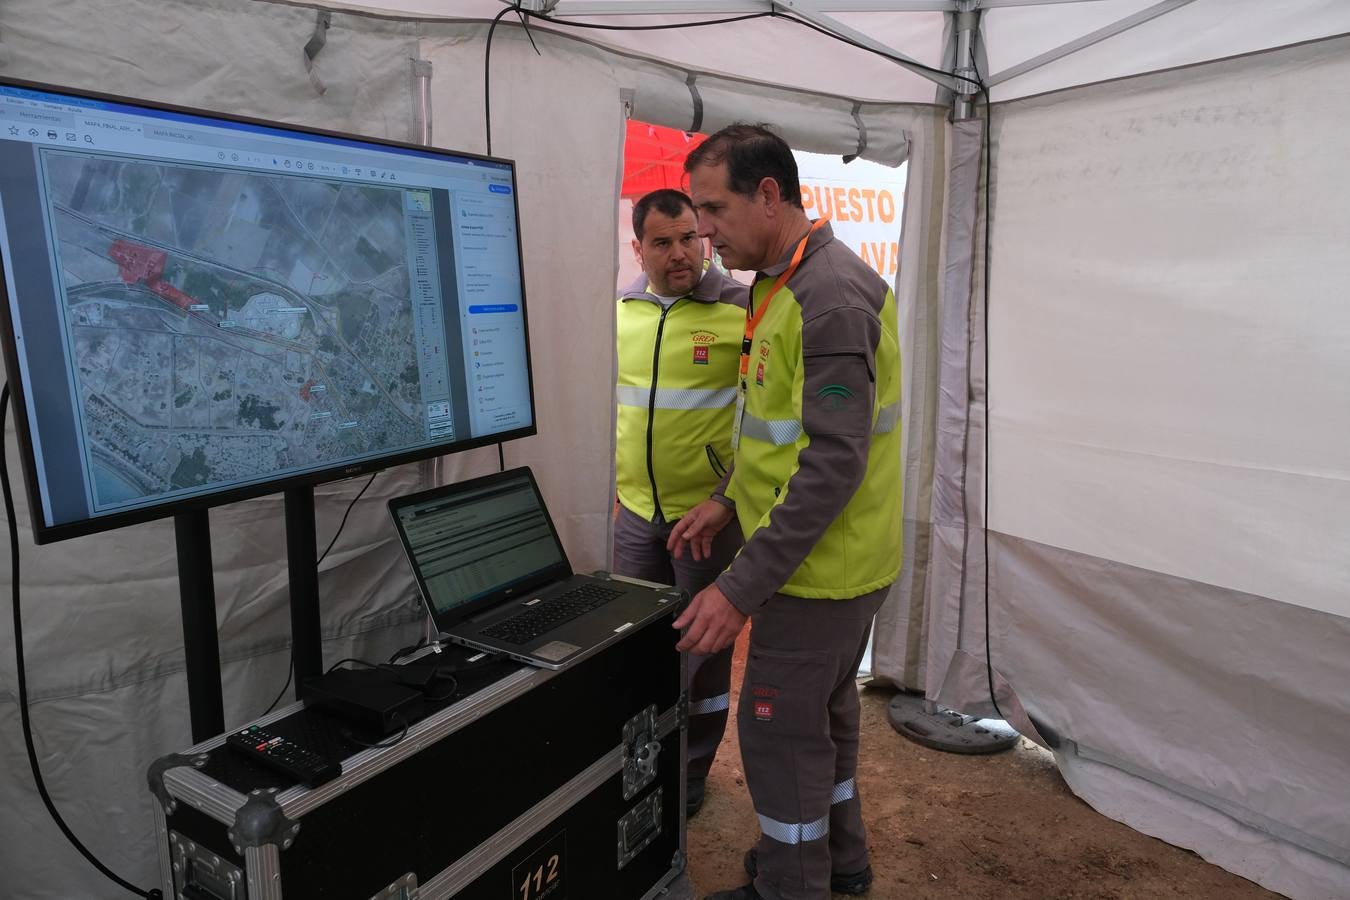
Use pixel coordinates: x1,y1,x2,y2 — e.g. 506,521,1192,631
925,36,1350,900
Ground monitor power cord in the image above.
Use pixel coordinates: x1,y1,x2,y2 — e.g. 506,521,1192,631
2,384,161,898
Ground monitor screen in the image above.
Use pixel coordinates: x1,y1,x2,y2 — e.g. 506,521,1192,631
0,79,536,543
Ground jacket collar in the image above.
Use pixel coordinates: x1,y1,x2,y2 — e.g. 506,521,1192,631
619,261,725,304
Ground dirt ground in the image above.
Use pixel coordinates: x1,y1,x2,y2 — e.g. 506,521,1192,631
684,632,1277,900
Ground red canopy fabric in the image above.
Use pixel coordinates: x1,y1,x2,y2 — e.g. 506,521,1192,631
621,120,706,199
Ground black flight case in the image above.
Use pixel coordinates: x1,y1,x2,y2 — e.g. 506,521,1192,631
147,589,688,900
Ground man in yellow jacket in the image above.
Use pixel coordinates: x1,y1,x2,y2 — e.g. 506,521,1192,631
669,126,903,900
614,188,748,818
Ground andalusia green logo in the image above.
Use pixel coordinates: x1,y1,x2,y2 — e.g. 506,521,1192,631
816,384,853,410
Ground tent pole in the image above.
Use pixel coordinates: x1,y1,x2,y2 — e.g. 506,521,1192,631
953,0,980,119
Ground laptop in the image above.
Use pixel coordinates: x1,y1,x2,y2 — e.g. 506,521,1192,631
388,467,685,669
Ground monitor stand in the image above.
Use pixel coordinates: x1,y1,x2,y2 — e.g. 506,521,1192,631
175,488,326,743
285,485,323,699
175,510,224,742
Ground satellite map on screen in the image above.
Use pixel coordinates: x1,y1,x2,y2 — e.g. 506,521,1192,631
41,152,430,509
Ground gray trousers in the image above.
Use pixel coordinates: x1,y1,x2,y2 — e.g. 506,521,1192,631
611,503,742,781
740,588,885,900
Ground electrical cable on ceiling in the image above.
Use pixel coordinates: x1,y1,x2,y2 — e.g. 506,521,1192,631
2,384,161,899
484,5,981,157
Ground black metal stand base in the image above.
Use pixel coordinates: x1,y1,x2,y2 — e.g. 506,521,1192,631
887,691,1019,755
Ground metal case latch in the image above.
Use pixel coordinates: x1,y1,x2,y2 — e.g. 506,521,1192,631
370,871,419,899
617,788,663,870
169,830,244,900
622,704,661,800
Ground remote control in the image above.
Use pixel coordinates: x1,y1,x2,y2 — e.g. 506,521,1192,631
225,724,341,788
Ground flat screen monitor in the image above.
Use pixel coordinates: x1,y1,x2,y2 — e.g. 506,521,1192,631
0,78,536,543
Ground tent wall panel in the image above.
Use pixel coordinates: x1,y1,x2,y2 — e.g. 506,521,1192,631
987,35,1350,618
997,532,1350,898
956,34,1350,898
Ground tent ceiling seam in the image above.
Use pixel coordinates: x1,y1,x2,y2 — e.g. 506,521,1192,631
986,29,1350,106
985,0,1197,87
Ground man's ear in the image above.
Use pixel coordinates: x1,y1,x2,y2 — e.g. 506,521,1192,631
757,176,782,217
631,238,645,269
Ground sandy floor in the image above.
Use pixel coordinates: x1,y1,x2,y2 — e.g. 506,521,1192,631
684,632,1277,900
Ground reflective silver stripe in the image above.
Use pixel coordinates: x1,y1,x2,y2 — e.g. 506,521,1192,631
616,385,737,411
757,812,830,845
831,777,857,804
740,412,802,446
873,402,900,434
688,693,730,715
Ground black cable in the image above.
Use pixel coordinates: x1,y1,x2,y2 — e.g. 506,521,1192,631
519,8,773,33
387,639,430,665
484,4,516,157
424,672,459,704
488,6,965,156
964,33,1007,724
324,657,379,675
339,713,409,750
317,473,378,565
260,472,378,716
1,384,160,899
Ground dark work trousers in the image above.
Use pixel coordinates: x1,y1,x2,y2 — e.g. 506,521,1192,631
741,588,885,900
611,503,742,782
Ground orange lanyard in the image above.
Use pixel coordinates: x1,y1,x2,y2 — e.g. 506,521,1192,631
739,217,829,381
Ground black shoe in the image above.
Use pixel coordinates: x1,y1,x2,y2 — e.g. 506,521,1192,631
743,847,874,896
686,777,706,818
703,885,763,900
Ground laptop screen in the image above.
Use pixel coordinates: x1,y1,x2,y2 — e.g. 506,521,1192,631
391,470,569,622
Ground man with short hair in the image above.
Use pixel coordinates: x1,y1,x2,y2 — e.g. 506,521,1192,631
613,188,748,818
669,125,903,900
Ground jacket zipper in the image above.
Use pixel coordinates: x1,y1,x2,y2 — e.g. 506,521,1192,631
804,350,875,382
705,443,728,478
645,299,682,523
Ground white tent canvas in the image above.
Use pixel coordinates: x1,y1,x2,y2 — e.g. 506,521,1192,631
0,1,1347,897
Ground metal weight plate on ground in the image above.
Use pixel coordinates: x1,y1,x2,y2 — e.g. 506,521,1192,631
887,692,1019,754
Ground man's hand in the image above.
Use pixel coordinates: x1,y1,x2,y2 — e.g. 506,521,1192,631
673,582,748,655
666,499,734,561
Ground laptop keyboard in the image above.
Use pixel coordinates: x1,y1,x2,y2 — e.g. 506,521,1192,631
483,583,625,645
